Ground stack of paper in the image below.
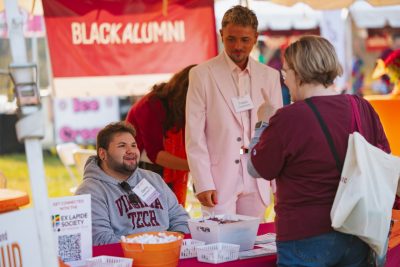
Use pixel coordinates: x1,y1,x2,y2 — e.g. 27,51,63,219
254,233,276,244
239,244,277,259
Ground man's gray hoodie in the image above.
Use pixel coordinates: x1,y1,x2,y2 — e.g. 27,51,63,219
75,156,190,245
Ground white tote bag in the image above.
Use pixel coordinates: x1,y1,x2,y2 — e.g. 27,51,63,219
330,131,400,257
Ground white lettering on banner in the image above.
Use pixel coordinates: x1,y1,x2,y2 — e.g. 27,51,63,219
71,21,185,45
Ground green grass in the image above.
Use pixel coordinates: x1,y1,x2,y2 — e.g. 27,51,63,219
0,152,77,208
0,152,275,221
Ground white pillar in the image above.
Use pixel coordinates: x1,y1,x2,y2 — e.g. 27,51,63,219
5,1,59,266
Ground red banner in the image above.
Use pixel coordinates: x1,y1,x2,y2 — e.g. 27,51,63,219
42,0,217,78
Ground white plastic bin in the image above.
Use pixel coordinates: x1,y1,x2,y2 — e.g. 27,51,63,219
196,242,240,264
188,214,260,251
180,239,206,259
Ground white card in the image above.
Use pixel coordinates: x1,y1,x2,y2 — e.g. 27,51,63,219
133,179,160,205
231,94,254,112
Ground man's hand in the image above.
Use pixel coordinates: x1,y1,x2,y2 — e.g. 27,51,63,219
196,190,218,207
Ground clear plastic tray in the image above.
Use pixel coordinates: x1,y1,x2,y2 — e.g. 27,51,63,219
180,239,206,259
196,242,240,264
86,256,133,267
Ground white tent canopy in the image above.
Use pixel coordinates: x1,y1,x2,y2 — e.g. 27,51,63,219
216,0,321,30
350,1,400,28
267,0,400,9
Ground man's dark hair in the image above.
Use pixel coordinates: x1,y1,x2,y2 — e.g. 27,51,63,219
96,122,136,157
149,64,196,135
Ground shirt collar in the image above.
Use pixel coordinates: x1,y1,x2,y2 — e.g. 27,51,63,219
223,50,251,74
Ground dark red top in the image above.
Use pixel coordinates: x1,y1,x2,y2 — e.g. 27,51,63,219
125,94,166,163
251,95,390,241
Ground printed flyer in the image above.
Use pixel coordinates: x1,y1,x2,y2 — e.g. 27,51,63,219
50,194,92,267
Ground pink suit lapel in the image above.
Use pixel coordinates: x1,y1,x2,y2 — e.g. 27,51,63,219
209,53,241,125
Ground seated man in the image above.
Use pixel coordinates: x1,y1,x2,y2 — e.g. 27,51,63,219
75,122,190,245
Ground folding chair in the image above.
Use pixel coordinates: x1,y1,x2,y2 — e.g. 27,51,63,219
56,142,80,193
73,149,96,177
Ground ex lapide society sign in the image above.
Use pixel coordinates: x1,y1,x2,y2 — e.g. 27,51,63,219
50,195,92,267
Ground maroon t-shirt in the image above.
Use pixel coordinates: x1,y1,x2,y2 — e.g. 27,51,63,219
125,94,166,163
251,95,390,241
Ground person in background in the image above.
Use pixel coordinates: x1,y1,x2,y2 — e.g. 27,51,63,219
373,49,400,97
125,65,196,206
351,56,364,97
248,35,390,266
185,5,282,218
75,122,189,245
378,33,400,94
381,33,400,61
267,49,291,105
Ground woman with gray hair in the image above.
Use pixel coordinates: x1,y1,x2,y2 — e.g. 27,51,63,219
248,35,390,266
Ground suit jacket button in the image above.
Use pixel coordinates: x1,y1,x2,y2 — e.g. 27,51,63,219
237,137,241,142
235,159,239,164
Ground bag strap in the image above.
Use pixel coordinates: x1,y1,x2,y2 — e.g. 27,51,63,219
305,98,342,172
346,94,363,135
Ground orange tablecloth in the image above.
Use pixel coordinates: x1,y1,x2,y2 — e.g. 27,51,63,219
0,188,29,213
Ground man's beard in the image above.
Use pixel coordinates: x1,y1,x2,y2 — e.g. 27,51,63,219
107,153,137,176
117,161,137,174
229,52,248,67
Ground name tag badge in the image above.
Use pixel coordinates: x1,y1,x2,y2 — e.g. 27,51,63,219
133,179,160,205
232,94,254,113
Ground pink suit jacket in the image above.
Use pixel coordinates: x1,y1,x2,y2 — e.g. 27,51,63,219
185,52,283,207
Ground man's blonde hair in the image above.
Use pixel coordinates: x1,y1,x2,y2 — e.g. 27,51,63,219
284,35,343,87
221,5,258,31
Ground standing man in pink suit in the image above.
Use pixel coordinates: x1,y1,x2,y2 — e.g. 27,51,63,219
185,5,283,218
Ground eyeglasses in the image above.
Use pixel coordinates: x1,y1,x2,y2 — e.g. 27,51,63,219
119,181,140,204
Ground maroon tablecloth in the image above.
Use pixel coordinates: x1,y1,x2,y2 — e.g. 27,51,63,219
93,223,400,267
